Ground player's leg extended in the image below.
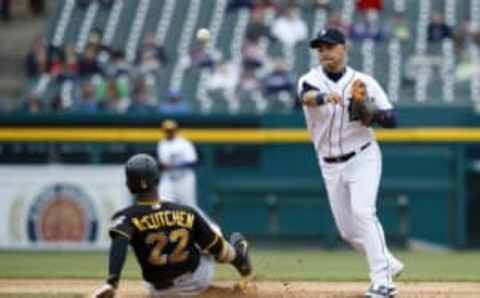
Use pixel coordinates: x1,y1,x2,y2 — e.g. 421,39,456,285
321,162,364,253
345,143,392,286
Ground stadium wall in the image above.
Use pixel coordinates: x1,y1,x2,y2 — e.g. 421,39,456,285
0,107,479,248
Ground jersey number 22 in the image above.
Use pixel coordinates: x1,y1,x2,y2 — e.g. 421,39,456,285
146,228,190,266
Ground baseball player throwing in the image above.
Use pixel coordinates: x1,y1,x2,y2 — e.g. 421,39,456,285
298,28,404,298
92,154,253,298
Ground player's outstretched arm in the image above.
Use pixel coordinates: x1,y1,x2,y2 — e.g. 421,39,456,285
92,235,129,298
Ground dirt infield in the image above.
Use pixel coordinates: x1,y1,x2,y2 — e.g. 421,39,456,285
0,279,480,297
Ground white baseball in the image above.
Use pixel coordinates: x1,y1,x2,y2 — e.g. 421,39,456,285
196,28,211,42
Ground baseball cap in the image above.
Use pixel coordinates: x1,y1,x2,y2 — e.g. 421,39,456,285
310,28,346,48
161,119,178,130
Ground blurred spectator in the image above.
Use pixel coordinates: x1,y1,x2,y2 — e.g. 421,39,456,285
242,41,267,71
262,58,295,96
88,29,103,48
182,44,220,70
159,90,190,114
206,61,239,94
127,79,154,114
326,11,350,34
64,46,79,78
227,0,255,12
47,47,66,78
245,10,276,43
20,93,44,114
1,0,11,22
136,34,167,76
138,33,168,66
78,43,102,77
74,81,98,113
271,7,308,47
314,0,331,10
350,11,386,42
390,13,410,42
138,49,161,75
356,0,383,14
427,12,452,43
25,35,48,79
105,50,130,77
252,0,279,15
103,80,128,113
237,70,261,99
1,0,44,21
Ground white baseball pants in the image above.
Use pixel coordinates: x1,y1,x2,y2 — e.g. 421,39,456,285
320,142,396,287
159,171,197,207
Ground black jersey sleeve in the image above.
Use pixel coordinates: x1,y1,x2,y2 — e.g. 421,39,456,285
106,236,129,288
190,210,233,262
192,211,218,250
109,211,135,240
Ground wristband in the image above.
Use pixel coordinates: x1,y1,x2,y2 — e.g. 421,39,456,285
315,93,326,105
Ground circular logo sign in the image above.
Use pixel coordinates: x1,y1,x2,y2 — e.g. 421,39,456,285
28,183,98,242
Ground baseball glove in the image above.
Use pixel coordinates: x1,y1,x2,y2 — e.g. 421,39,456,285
350,79,376,126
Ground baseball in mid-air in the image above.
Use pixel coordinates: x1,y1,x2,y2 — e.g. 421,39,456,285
196,28,211,43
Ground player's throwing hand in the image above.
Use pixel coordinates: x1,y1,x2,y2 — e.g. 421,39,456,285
302,90,342,106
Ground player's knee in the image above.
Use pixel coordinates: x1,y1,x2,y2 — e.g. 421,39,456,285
352,208,376,223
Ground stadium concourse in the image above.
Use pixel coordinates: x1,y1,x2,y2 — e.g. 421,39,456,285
12,0,480,115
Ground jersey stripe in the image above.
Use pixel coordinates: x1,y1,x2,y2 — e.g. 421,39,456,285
110,228,131,240
203,234,219,251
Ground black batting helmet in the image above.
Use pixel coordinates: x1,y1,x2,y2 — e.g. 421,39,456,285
125,153,159,194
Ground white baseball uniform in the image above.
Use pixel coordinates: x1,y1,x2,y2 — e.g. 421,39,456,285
298,65,400,287
157,135,198,207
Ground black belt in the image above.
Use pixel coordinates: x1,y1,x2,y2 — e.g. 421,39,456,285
323,142,371,163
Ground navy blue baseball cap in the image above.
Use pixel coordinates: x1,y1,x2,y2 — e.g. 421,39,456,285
310,28,346,48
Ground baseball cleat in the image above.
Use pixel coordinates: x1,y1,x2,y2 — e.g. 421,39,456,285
364,284,395,298
230,232,253,277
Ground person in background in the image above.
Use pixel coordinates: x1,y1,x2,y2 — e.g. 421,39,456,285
157,119,198,207
158,90,190,115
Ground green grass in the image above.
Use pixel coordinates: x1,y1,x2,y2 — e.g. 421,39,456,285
1,248,479,282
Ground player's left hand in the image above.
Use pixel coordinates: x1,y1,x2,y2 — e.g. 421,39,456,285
92,283,115,298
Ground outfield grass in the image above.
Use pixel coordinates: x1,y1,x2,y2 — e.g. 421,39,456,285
1,248,479,282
